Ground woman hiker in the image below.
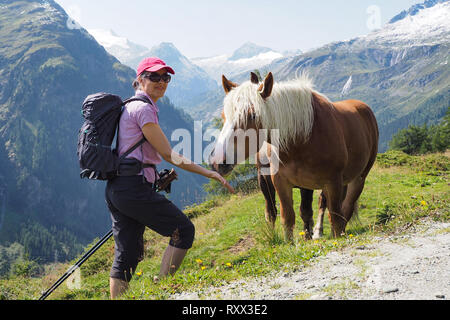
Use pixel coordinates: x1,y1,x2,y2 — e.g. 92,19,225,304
105,57,235,299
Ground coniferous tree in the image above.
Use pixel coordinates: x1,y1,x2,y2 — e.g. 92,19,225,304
389,108,450,155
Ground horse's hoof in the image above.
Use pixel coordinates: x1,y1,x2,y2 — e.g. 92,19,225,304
312,230,323,240
284,231,294,243
266,221,275,229
304,231,313,241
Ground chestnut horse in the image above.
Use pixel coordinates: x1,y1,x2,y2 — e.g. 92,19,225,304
210,72,378,239
257,161,327,240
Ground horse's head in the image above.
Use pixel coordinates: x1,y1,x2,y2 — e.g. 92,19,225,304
209,72,274,176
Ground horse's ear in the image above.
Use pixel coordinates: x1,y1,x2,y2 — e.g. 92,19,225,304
259,72,273,100
222,75,238,94
250,72,259,84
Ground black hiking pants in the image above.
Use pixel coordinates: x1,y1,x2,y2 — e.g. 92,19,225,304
105,175,195,282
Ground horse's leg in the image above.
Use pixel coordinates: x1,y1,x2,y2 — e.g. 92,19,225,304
272,175,295,242
257,165,277,228
324,178,346,238
299,188,314,240
312,191,327,240
314,186,347,239
341,176,365,222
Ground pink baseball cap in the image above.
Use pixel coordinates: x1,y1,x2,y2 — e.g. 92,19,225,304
136,57,175,77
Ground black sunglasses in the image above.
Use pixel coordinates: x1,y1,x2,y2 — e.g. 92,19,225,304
142,72,172,83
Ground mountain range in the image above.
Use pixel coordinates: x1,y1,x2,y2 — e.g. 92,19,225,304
86,30,299,114
191,42,300,84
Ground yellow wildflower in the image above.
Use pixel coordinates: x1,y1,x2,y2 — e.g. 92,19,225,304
299,231,306,236
225,262,232,267
420,200,428,206
136,270,142,276
195,259,203,264
201,266,206,270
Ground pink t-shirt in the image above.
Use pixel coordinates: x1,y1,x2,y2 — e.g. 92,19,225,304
118,90,162,183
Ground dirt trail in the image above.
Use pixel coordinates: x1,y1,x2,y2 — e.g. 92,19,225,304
172,220,449,300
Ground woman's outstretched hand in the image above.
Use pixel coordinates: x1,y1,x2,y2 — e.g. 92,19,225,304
208,171,235,194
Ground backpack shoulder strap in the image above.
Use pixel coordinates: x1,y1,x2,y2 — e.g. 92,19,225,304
124,95,159,121
123,95,153,106
118,137,146,161
117,95,157,162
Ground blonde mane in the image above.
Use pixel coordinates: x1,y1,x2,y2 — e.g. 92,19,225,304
223,75,318,153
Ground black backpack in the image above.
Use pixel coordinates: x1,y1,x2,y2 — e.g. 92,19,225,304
77,93,154,180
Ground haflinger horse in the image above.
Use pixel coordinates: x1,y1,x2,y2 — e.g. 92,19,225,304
209,72,379,240
257,161,328,240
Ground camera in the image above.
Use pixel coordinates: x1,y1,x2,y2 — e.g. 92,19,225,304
156,168,178,193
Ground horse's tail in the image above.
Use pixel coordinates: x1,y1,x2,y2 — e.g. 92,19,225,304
349,199,361,226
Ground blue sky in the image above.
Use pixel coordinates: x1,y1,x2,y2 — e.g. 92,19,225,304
55,0,420,58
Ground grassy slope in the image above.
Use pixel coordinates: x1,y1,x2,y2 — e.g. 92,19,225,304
0,151,448,300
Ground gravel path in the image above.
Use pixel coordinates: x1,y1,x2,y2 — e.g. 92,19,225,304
172,220,450,300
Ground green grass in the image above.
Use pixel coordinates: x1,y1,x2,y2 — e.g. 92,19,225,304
1,151,448,300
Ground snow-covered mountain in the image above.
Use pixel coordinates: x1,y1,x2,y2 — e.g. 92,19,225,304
274,0,450,80
358,0,450,47
87,29,150,66
229,42,273,60
192,42,299,84
389,0,448,23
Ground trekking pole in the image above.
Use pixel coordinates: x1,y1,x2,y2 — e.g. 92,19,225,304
39,229,113,300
